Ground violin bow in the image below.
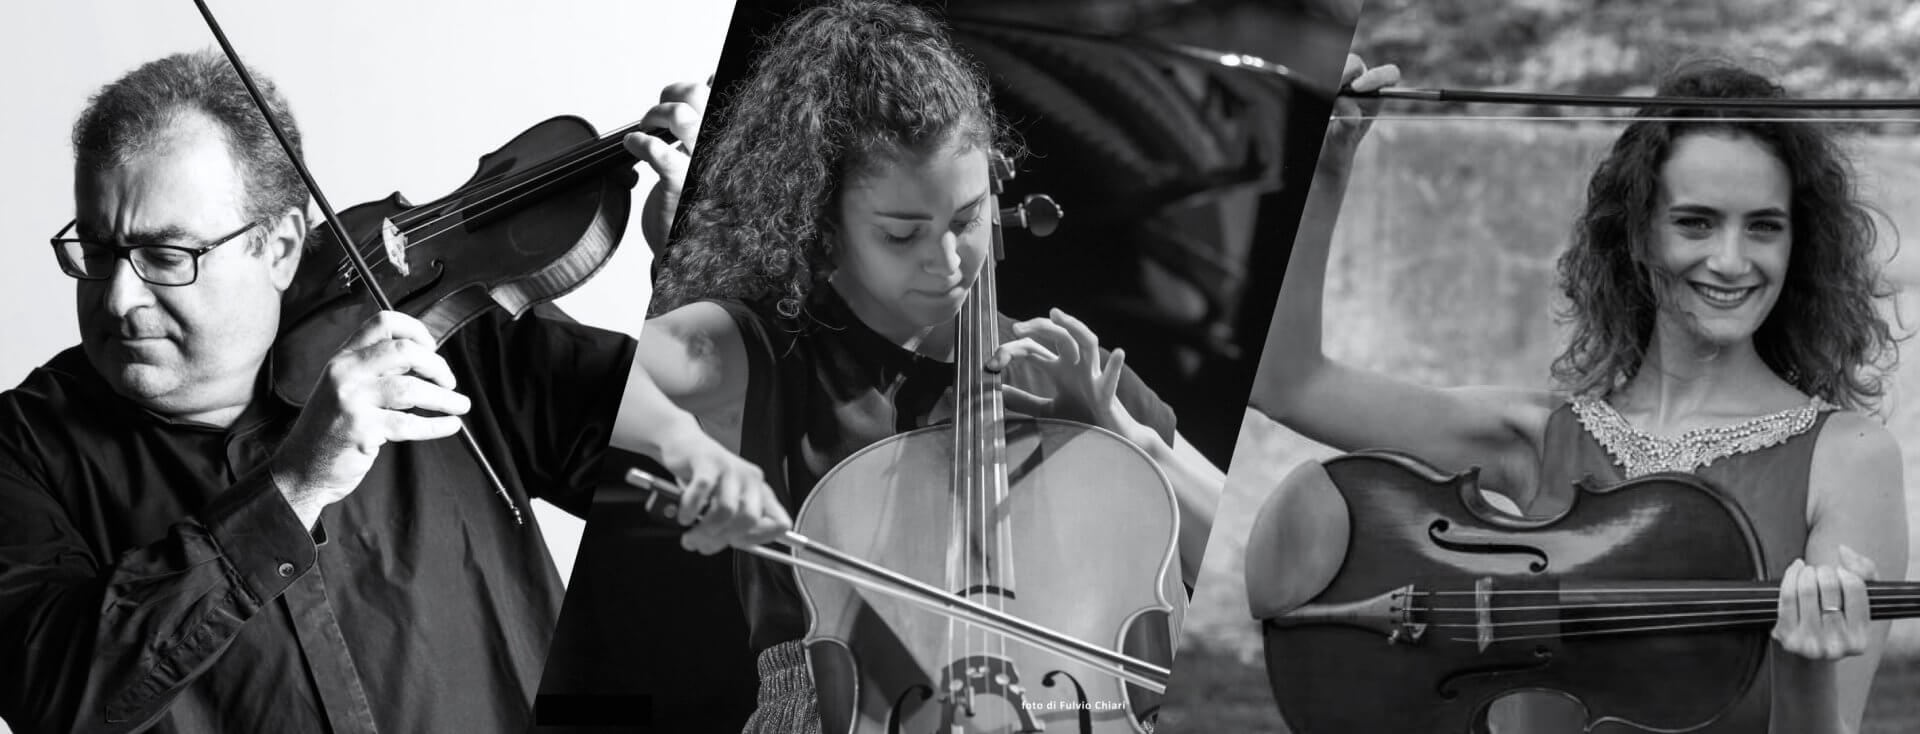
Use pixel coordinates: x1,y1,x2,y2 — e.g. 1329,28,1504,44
191,0,525,525
623,469,1172,694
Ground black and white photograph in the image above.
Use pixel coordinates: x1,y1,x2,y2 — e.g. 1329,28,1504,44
1164,1,1920,732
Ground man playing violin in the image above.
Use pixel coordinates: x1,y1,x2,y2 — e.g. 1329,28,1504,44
0,50,785,733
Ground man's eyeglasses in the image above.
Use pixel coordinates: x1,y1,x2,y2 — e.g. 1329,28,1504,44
51,218,263,287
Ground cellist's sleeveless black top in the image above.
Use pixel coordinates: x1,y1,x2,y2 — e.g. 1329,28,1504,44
710,286,1179,653
1496,397,1834,733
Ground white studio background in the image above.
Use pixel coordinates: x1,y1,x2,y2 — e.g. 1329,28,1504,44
0,0,734,638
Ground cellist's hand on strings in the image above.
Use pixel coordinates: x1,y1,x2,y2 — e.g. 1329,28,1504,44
989,309,1161,453
652,420,791,555
625,80,708,253
1774,546,1877,661
1324,55,1400,177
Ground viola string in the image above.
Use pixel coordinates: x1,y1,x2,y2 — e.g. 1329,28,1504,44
1412,583,1920,596
1340,114,1920,124
1415,592,1920,614
1450,612,1920,645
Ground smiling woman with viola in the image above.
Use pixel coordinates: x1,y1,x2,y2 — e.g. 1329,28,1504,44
1247,56,1908,733
609,1,1224,732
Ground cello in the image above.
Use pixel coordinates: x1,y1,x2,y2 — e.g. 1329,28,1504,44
1246,450,1920,733
630,152,1187,733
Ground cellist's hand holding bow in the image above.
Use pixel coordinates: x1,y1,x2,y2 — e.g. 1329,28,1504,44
1773,546,1876,661
649,422,791,555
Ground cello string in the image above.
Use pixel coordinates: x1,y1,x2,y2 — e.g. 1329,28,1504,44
983,249,1012,682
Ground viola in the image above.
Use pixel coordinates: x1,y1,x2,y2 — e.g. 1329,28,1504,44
1245,450,1920,733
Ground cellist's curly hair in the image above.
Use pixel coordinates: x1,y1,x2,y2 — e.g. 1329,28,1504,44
1552,59,1898,410
650,0,1008,318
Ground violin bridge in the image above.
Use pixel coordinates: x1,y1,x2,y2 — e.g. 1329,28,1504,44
381,217,411,277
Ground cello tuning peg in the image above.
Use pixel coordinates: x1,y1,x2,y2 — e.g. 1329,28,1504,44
989,151,1016,183
1002,194,1063,238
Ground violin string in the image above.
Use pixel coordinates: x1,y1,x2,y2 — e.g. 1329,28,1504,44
332,121,656,280
391,117,653,235
333,143,635,280
331,145,632,280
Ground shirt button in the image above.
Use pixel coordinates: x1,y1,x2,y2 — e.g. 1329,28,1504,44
277,562,296,578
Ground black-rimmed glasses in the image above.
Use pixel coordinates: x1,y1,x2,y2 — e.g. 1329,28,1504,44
51,218,263,287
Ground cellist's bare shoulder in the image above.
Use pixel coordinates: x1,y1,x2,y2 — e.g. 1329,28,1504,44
638,301,751,417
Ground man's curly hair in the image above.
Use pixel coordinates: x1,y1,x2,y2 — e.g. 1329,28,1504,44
651,0,1008,319
1553,59,1898,410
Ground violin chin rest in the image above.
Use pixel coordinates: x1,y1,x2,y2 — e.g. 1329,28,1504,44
1245,460,1349,619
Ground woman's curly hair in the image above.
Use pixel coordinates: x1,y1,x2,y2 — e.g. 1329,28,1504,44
1552,59,1898,410
650,0,1007,319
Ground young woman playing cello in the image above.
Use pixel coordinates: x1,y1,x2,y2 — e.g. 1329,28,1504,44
1253,56,1907,733
618,1,1223,731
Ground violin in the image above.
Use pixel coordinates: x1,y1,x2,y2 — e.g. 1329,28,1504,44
191,0,667,524
1245,450,1920,733
271,115,666,406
